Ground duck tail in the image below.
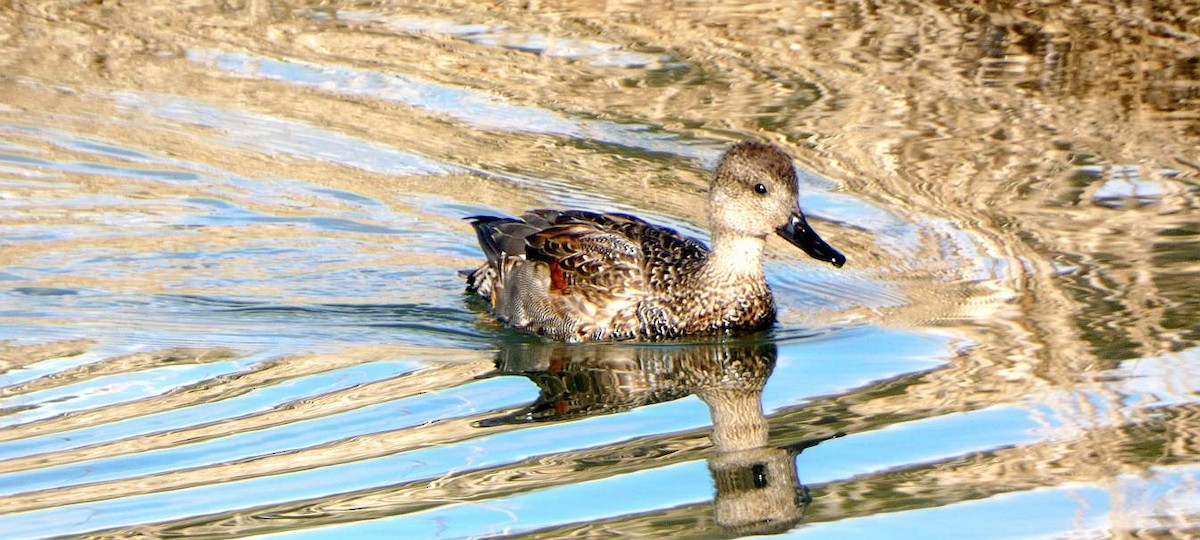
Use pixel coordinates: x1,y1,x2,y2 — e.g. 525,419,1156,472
460,265,496,296
465,215,515,265
464,214,550,302
466,215,544,264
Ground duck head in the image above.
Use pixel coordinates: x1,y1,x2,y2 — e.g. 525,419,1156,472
708,141,846,268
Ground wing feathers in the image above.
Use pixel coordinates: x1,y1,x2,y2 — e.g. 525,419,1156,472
463,209,709,340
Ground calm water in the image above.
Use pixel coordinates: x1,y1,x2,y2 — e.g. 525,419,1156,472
1,1,1198,538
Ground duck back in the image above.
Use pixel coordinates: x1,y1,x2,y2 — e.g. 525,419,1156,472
466,210,759,341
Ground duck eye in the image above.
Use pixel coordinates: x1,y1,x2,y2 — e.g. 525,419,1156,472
754,183,768,194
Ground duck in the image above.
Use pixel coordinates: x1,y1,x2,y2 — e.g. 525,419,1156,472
462,141,845,342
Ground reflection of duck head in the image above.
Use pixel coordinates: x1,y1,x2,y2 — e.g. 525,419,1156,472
476,339,842,536
708,445,807,536
705,420,840,536
689,345,842,536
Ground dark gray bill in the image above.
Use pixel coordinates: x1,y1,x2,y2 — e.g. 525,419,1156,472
775,211,846,268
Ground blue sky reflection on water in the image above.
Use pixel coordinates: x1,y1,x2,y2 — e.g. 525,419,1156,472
0,359,409,461
0,327,961,538
794,484,1114,539
0,0,1197,537
795,462,1200,540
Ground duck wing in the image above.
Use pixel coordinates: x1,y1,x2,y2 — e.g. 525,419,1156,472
525,217,644,296
465,210,708,339
527,210,709,292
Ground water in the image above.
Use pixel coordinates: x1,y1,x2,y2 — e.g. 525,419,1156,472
0,1,1197,538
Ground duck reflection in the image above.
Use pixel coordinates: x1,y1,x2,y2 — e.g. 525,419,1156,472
476,340,844,536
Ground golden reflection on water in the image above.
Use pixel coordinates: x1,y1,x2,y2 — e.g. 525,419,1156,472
0,0,1197,537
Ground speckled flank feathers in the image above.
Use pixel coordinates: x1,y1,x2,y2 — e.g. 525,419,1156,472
463,141,846,342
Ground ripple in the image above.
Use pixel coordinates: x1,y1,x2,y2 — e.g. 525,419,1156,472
0,0,1197,537
184,48,715,161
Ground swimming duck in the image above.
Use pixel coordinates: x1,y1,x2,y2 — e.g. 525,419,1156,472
463,141,845,342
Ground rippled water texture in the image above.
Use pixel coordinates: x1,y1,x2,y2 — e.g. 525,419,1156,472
1,1,1198,538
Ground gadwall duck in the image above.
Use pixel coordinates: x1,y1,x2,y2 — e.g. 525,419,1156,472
463,141,845,342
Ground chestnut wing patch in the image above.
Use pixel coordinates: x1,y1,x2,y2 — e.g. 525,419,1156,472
526,224,643,296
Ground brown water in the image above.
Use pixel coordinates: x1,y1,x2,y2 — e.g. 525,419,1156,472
0,1,1197,538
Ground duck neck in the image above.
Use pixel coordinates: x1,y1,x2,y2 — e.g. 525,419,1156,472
700,389,769,452
703,232,767,283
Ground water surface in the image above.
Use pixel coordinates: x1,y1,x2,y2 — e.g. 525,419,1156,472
0,1,1197,538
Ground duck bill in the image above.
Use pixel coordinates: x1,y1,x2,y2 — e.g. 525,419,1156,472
776,211,846,268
